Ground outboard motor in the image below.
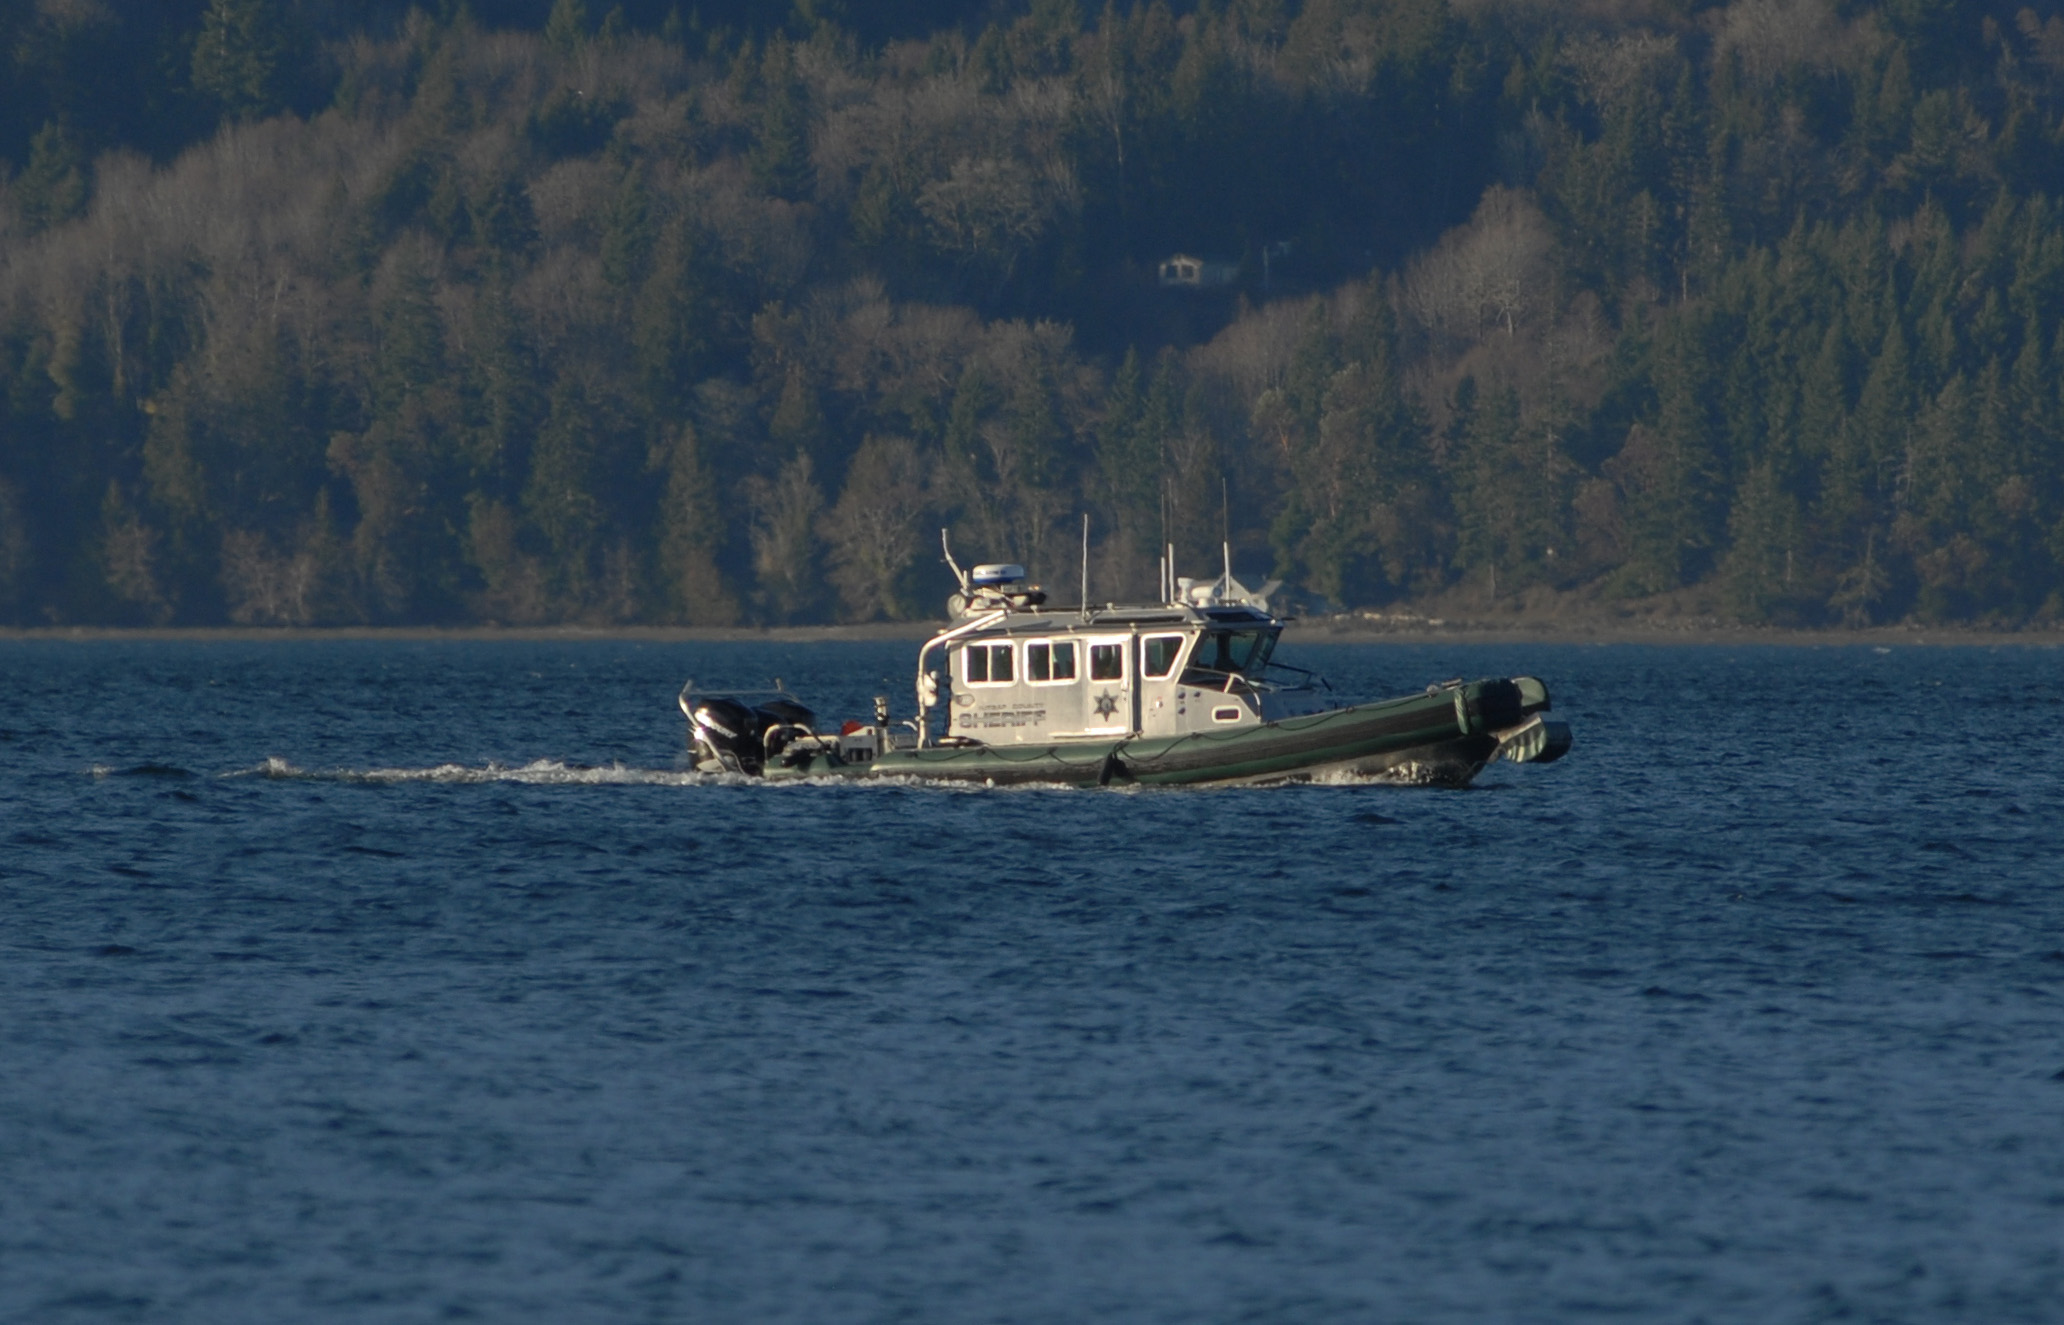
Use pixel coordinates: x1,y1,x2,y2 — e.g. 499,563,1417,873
754,697,817,767
1463,679,1526,732
690,696,764,774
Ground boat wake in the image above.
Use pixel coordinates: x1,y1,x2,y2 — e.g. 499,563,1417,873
93,756,1442,793
223,757,713,787
211,757,1121,793
1307,764,1453,787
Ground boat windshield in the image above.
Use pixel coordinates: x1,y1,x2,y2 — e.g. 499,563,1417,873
1183,629,1277,683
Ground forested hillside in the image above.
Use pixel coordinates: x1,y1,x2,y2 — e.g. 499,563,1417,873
4,0,2064,627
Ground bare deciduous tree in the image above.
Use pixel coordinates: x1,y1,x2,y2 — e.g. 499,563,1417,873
1403,186,1555,352
99,483,170,622
465,498,550,624
826,435,930,620
220,528,318,625
747,451,825,623
1713,0,1844,86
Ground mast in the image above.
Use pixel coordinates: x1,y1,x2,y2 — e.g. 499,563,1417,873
1079,513,1091,622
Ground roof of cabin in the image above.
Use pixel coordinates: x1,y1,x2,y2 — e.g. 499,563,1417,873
931,603,1275,641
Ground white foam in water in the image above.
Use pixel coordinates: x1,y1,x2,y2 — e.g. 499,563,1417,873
224,757,712,787
1309,764,1445,787
213,756,1116,792
215,760,1263,793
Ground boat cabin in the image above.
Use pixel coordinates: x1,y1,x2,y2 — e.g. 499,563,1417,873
939,607,1280,743
917,561,1303,747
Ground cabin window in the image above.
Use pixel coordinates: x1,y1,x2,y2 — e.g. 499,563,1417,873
1141,634,1185,679
1027,640,1077,683
964,642,1014,685
1089,642,1124,681
1183,628,1277,683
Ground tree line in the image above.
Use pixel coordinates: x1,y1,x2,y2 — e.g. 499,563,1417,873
3,0,2064,627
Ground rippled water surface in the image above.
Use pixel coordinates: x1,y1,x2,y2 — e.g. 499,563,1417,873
4,637,2063,1323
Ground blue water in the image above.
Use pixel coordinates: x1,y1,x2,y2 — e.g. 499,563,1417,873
3,638,2062,1323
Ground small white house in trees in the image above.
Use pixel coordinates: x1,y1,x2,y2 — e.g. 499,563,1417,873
1157,254,1238,287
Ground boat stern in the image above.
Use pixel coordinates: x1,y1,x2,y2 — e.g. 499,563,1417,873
1483,676,1573,765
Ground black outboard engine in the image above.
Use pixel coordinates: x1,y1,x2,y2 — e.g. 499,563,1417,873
754,698,817,766
690,696,765,774
1463,678,1526,732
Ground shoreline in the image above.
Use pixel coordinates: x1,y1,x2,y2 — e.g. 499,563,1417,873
1291,617,2064,647
1,618,2060,647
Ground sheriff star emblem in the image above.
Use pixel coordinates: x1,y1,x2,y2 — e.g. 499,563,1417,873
1092,690,1121,719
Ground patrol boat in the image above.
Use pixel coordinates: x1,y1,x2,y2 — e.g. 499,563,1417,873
679,548,1571,787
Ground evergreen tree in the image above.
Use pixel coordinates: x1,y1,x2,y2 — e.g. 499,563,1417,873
632,221,714,418
1898,373,1978,621
751,39,814,202
524,376,604,604
600,166,654,289
471,172,540,263
655,424,739,625
1260,310,1343,596
15,121,87,234
1619,313,1724,593
1448,381,1558,602
191,0,292,122
1846,317,1916,537
373,253,447,422
1092,348,1157,592
2011,321,2061,599
462,277,538,492
1721,460,1803,622
544,0,591,57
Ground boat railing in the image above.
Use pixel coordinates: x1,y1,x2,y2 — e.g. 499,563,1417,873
913,609,1008,748
1263,660,1330,692
1179,660,1330,695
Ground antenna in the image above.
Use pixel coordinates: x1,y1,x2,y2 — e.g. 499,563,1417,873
1158,479,1169,602
1166,541,1176,605
940,527,969,594
1220,476,1232,593
1079,513,1090,621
